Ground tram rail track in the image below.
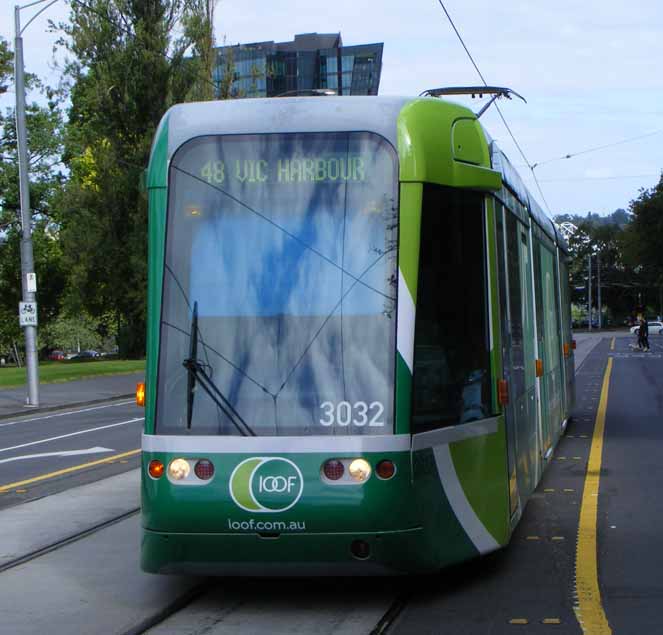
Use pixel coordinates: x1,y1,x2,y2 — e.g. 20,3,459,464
0,506,140,574
369,592,411,635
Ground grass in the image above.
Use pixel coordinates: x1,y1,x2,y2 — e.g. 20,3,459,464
0,359,146,389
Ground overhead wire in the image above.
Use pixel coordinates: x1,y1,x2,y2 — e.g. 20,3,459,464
535,173,660,183
435,0,553,215
531,129,663,169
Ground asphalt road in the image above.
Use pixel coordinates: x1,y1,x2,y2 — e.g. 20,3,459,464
388,336,663,634
0,399,142,509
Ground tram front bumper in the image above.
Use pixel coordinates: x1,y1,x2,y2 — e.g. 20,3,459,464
141,526,432,576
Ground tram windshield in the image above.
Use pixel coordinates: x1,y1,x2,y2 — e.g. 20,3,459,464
156,132,398,436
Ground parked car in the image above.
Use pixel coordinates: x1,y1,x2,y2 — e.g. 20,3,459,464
47,350,66,361
69,350,101,360
630,321,663,335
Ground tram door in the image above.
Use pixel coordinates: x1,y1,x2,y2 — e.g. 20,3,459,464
500,210,539,502
535,243,562,455
495,205,519,517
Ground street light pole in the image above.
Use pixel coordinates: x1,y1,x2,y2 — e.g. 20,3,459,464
13,0,58,406
587,254,592,331
597,251,602,329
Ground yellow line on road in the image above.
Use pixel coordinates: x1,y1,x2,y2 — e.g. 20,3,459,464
574,357,613,634
0,449,141,493
610,337,615,351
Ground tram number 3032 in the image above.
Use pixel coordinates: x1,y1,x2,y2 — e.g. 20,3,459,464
319,401,385,427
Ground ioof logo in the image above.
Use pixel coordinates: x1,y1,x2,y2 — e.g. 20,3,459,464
229,457,303,513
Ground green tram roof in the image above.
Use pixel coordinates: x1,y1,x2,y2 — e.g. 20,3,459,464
150,95,568,253
487,133,569,254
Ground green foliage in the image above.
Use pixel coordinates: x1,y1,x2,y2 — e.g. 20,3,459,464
55,1,217,358
40,311,103,352
556,209,642,323
0,38,12,94
0,37,67,353
623,175,663,276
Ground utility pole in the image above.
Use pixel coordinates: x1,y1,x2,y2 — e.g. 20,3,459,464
588,254,592,331
597,252,602,329
13,1,59,407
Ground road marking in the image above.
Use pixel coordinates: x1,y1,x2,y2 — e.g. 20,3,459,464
543,618,561,624
0,449,141,493
0,400,135,428
610,337,615,350
509,618,528,625
574,357,613,635
0,447,114,465
0,418,143,454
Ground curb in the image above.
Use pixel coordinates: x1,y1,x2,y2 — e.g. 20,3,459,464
0,393,135,422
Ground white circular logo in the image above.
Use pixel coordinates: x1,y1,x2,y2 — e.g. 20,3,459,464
229,457,304,513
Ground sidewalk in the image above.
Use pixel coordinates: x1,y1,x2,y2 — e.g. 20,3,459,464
0,371,144,420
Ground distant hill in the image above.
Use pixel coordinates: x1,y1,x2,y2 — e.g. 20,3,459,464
554,209,629,228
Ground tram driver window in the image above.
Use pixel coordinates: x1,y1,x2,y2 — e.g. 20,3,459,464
411,185,492,432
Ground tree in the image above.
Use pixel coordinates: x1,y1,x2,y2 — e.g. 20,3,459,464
0,36,67,355
0,38,12,94
622,173,663,316
55,1,218,357
557,210,640,324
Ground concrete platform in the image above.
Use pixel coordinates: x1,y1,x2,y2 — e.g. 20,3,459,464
0,469,140,568
0,515,201,635
0,468,202,635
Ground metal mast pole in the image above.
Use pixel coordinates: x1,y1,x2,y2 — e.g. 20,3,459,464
14,5,40,406
588,254,592,331
597,252,602,329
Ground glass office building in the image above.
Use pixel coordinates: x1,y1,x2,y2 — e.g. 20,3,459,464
213,33,383,98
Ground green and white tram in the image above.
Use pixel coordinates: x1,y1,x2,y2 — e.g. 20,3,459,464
140,95,575,575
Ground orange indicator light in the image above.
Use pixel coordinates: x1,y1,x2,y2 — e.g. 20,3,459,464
136,382,146,407
148,460,164,479
498,379,509,405
535,359,544,377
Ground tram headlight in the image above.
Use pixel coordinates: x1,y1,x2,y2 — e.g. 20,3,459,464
168,458,191,480
348,458,371,482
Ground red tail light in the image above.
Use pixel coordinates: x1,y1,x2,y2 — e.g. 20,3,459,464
194,459,215,480
376,459,396,480
323,459,344,480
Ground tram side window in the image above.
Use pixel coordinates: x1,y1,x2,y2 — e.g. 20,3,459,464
506,214,526,399
411,185,492,433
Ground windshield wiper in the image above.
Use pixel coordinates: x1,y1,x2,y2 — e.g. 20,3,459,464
183,302,256,436
185,301,199,429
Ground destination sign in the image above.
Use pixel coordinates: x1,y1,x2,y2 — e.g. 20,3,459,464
199,155,367,186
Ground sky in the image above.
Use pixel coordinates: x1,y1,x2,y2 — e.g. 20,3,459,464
1,0,661,217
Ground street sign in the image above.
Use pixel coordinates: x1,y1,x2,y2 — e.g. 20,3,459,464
26,272,37,293
19,301,38,326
